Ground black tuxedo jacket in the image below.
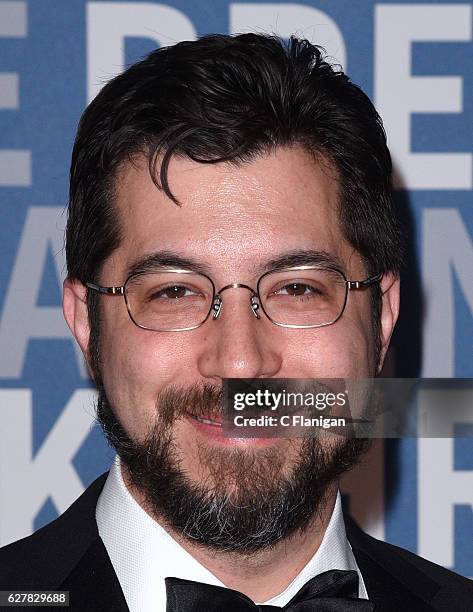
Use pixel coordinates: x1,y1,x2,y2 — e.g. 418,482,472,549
0,472,472,611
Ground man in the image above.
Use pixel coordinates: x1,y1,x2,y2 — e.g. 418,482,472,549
0,33,471,611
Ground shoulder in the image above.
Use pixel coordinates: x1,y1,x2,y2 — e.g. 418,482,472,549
0,472,109,590
345,514,473,611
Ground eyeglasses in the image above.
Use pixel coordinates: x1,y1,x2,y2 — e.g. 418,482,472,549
86,266,382,332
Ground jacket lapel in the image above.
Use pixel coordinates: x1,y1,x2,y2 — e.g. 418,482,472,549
59,536,129,612
40,471,129,611
345,515,440,611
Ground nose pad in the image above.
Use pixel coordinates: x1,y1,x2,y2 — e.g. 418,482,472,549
250,295,261,319
212,292,261,320
212,295,222,319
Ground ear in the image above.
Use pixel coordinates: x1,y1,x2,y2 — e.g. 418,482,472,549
63,278,92,366
377,272,400,374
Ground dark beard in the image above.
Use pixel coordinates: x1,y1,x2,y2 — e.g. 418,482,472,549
95,381,370,554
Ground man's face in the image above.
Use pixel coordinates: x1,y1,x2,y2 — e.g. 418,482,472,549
66,146,398,551
100,146,377,434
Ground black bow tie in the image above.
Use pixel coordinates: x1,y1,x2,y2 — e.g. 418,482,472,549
165,569,375,611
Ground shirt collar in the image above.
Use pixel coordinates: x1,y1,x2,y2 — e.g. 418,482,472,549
96,455,367,611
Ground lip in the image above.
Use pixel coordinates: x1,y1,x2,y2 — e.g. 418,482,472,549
188,413,222,427
185,412,280,447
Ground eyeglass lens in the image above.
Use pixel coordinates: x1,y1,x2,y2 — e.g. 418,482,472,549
258,267,347,327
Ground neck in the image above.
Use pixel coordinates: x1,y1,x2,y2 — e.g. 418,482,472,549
121,463,338,603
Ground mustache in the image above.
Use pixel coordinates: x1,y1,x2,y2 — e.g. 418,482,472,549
95,382,224,457
156,383,224,426
154,378,349,425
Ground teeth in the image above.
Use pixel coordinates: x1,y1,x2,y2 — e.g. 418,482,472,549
192,415,221,426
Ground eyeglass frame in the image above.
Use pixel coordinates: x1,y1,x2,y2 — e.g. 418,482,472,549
86,265,383,332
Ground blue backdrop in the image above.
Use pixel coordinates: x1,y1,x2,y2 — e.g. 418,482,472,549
0,0,471,579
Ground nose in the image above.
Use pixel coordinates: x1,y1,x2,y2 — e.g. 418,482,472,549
196,286,282,381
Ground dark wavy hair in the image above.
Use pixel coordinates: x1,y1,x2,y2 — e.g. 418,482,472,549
65,33,404,373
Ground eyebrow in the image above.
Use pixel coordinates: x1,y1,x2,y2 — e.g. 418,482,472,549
254,249,345,276
126,251,213,278
125,248,345,280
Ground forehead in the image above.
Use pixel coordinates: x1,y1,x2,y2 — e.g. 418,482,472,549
107,146,359,280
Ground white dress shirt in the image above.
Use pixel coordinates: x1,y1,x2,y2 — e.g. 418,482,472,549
96,455,368,611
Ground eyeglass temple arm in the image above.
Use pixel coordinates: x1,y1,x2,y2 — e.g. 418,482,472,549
86,282,125,296
347,272,383,290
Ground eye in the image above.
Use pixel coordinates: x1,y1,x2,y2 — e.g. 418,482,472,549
274,282,322,297
151,285,198,300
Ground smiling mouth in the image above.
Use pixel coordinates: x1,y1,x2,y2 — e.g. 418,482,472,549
188,413,222,427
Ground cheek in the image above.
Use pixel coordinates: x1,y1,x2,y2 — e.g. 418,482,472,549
345,293,378,373
98,308,198,436
282,314,375,377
